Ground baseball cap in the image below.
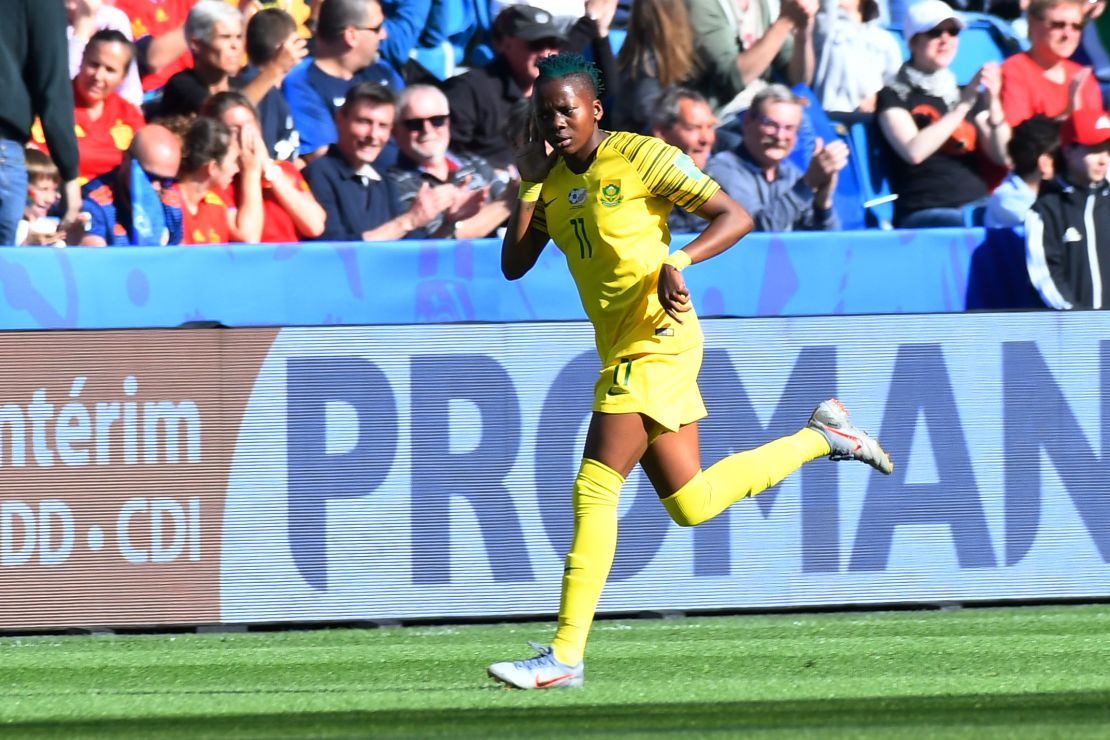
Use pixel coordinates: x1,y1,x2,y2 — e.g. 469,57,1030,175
1061,108,1110,147
494,5,562,42
902,0,965,41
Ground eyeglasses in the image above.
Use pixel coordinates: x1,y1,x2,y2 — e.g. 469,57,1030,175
355,23,384,34
924,25,961,39
756,115,799,135
142,166,175,190
401,115,449,132
527,37,562,51
1045,19,1085,31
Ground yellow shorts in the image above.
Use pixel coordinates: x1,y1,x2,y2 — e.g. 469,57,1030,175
592,344,707,435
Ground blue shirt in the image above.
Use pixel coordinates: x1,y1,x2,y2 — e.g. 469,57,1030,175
303,145,408,242
985,172,1037,229
283,58,403,160
81,169,183,246
234,67,300,162
707,144,840,232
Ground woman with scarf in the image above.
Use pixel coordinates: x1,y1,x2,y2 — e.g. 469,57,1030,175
877,0,1011,228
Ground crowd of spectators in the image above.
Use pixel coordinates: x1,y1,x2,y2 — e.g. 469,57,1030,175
2,0,1110,307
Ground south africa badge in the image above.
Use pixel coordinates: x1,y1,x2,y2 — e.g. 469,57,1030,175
599,180,622,207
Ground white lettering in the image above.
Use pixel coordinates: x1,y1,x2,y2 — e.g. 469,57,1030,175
28,389,54,467
38,500,74,565
1,502,34,566
117,497,147,564
0,375,202,468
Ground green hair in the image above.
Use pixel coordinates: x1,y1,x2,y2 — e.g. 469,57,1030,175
536,53,603,98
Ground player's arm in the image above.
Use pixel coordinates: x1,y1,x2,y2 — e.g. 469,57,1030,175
659,190,753,321
501,194,550,280
502,109,556,281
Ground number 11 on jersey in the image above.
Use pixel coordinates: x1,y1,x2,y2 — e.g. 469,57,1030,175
571,217,593,259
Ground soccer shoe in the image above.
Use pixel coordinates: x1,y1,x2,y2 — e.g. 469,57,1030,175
807,399,894,474
487,642,584,690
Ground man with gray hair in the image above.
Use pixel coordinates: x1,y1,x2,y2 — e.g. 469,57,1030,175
283,0,404,163
652,88,718,234
389,85,513,239
152,1,245,118
707,84,848,232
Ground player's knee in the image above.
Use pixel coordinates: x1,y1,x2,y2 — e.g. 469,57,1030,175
666,509,705,527
660,471,711,527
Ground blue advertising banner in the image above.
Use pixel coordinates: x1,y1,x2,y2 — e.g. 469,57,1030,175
219,310,1110,624
0,228,1042,332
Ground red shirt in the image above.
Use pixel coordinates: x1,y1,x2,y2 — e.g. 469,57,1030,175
217,161,313,243
74,92,146,183
30,91,145,183
1001,53,1104,126
113,0,196,91
165,187,231,245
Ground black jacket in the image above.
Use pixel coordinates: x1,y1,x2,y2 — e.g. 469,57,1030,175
0,0,78,180
1026,177,1110,310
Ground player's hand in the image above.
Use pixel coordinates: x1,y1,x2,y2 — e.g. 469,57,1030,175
512,103,557,182
658,264,691,323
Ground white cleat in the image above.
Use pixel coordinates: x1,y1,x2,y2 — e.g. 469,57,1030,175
807,399,894,475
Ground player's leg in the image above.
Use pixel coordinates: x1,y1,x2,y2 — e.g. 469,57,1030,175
488,411,649,690
642,420,829,526
643,400,893,527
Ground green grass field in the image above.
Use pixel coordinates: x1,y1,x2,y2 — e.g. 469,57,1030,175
2,604,1110,738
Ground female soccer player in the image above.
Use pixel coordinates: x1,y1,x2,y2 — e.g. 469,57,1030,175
488,54,893,690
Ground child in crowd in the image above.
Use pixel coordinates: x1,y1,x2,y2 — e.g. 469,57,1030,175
17,148,64,246
985,115,1060,228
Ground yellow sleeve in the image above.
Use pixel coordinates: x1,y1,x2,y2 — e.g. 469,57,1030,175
607,132,721,213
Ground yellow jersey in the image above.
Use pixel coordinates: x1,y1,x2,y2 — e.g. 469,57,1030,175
532,131,720,366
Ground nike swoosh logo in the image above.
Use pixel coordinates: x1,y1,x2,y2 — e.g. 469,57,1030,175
535,673,574,688
542,198,557,207
827,427,863,452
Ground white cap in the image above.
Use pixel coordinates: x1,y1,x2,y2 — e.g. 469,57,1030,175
902,0,965,41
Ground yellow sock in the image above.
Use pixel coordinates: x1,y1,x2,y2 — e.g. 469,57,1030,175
661,428,829,526
550,458,624,667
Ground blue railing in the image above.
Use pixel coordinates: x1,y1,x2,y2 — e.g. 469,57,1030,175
0,227,1042,331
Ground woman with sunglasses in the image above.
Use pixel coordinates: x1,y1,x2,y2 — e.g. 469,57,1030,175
1001,0,1103,127
877,0,1011,228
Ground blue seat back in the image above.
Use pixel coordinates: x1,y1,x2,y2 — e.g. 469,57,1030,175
790,84,867,230
847,117,896,229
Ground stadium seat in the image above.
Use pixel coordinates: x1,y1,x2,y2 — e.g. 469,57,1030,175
844,115,897,230
608,28,627,57
407,0,486,80
410,42,456,81
791,84,867,230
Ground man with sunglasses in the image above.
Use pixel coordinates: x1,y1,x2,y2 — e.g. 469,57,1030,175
1001,0,1103,126
283,0,403,164
78,124,184,246
389,85,513,239
304,82,455,242
444,6,565,170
